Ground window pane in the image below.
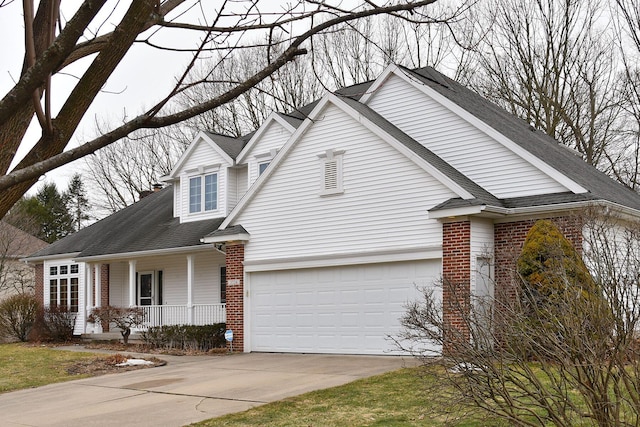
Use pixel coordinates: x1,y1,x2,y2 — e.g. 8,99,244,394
204,174,217,211
60,265,68,275
70,264,78,274
220,267,227,304
70,278,79,313
50,266,57,276
49,280,58,306
60,279,68,308
259,162,269,175
189,176,202,213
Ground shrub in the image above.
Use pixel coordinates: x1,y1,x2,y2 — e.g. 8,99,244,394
29,305,77,342
0,293,39,342
88,306,145,345
142,323,226,351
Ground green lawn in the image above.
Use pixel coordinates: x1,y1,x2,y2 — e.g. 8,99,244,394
0,343,99,393
191,367,507,427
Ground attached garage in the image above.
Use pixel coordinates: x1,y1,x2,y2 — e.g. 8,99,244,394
248,260,440,355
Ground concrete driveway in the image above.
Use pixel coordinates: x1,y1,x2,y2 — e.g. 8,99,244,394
0,351,413,427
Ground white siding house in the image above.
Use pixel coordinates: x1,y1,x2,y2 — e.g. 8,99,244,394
25,64,640,355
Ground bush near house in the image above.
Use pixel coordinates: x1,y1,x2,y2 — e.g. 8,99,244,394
0,293,39,342
399,217,640,426
29,305,77,342
88,306,145,345
142,324,226,351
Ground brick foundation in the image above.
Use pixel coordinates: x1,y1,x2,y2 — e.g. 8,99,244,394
225,243,245,352
442,220,471,354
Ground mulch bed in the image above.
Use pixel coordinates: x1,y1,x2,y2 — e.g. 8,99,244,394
66,353,166,376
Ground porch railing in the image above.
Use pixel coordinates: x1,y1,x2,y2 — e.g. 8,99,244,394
137,304,226,328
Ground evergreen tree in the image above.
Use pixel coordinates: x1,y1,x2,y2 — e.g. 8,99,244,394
13,183,74,243
65,173,90,232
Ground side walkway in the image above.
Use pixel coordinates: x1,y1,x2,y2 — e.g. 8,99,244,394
0,350,413,427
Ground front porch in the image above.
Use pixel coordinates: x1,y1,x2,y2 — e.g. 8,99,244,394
136,303,226,328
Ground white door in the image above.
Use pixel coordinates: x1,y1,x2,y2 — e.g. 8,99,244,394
249,260,440,355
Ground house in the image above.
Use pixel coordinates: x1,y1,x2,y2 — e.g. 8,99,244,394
0,221,48,299
24,64,640,355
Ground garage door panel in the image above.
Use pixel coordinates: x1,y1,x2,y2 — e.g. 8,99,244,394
250,260,440,354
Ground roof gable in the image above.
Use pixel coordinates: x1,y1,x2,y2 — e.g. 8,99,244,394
168,131,238,179
361,64,588,196
219,93,497,230
236,113,299,163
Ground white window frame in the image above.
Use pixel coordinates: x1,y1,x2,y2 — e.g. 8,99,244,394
317,149,345,196
254,149,278,178
47,262,80,312
186,165,220,215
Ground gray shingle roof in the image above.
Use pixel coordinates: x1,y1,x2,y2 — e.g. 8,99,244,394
202,131,247,159
27,187,223,259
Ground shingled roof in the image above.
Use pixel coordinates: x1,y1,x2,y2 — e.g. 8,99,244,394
26,187,223,260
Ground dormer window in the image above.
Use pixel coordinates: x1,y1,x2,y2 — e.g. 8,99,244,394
255,149,278,178
189,172,218,213
318,149,345,196
258,162,270,176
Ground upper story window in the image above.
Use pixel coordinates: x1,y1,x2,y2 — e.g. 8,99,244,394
258,162,270,176
318,149,345,196
189,173,218,213
255,149,278,178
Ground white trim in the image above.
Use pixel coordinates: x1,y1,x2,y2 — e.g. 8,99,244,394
76,244,216,262
362,64,587,195
23,252,81,263
428,199,640,223
243,246,442,272
219,93,474,230
168,131,234,179
236,113,297,163
201,233,250,244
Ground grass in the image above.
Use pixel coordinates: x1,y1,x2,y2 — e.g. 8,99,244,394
0,342,99,393
191,367,508,427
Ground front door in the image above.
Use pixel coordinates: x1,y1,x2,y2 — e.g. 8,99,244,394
138,272,154,306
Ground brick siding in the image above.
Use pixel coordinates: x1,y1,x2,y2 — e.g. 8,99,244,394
100,264,110,331
225,243,245,351
35,264,44,307
442,220,471,353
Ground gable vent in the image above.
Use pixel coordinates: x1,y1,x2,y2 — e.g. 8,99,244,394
324,160,338,191
318,149,345,196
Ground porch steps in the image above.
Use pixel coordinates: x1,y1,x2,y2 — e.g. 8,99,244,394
80,332,145,344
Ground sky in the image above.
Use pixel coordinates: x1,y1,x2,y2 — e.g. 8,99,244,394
0,1,205,194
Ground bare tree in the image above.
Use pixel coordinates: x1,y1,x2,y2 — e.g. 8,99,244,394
85,126,190,213
609,0,640,189
0,0,449,219
398,214,640,426
457,0,624,173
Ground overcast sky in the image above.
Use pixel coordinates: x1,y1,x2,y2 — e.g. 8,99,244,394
0,1,204,193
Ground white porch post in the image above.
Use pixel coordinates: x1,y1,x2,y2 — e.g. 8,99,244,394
187,255,194,324
94,264,102,308
129,260,137,307
85,264,94,333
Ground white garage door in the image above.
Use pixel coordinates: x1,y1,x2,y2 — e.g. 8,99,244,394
249,260,440,355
